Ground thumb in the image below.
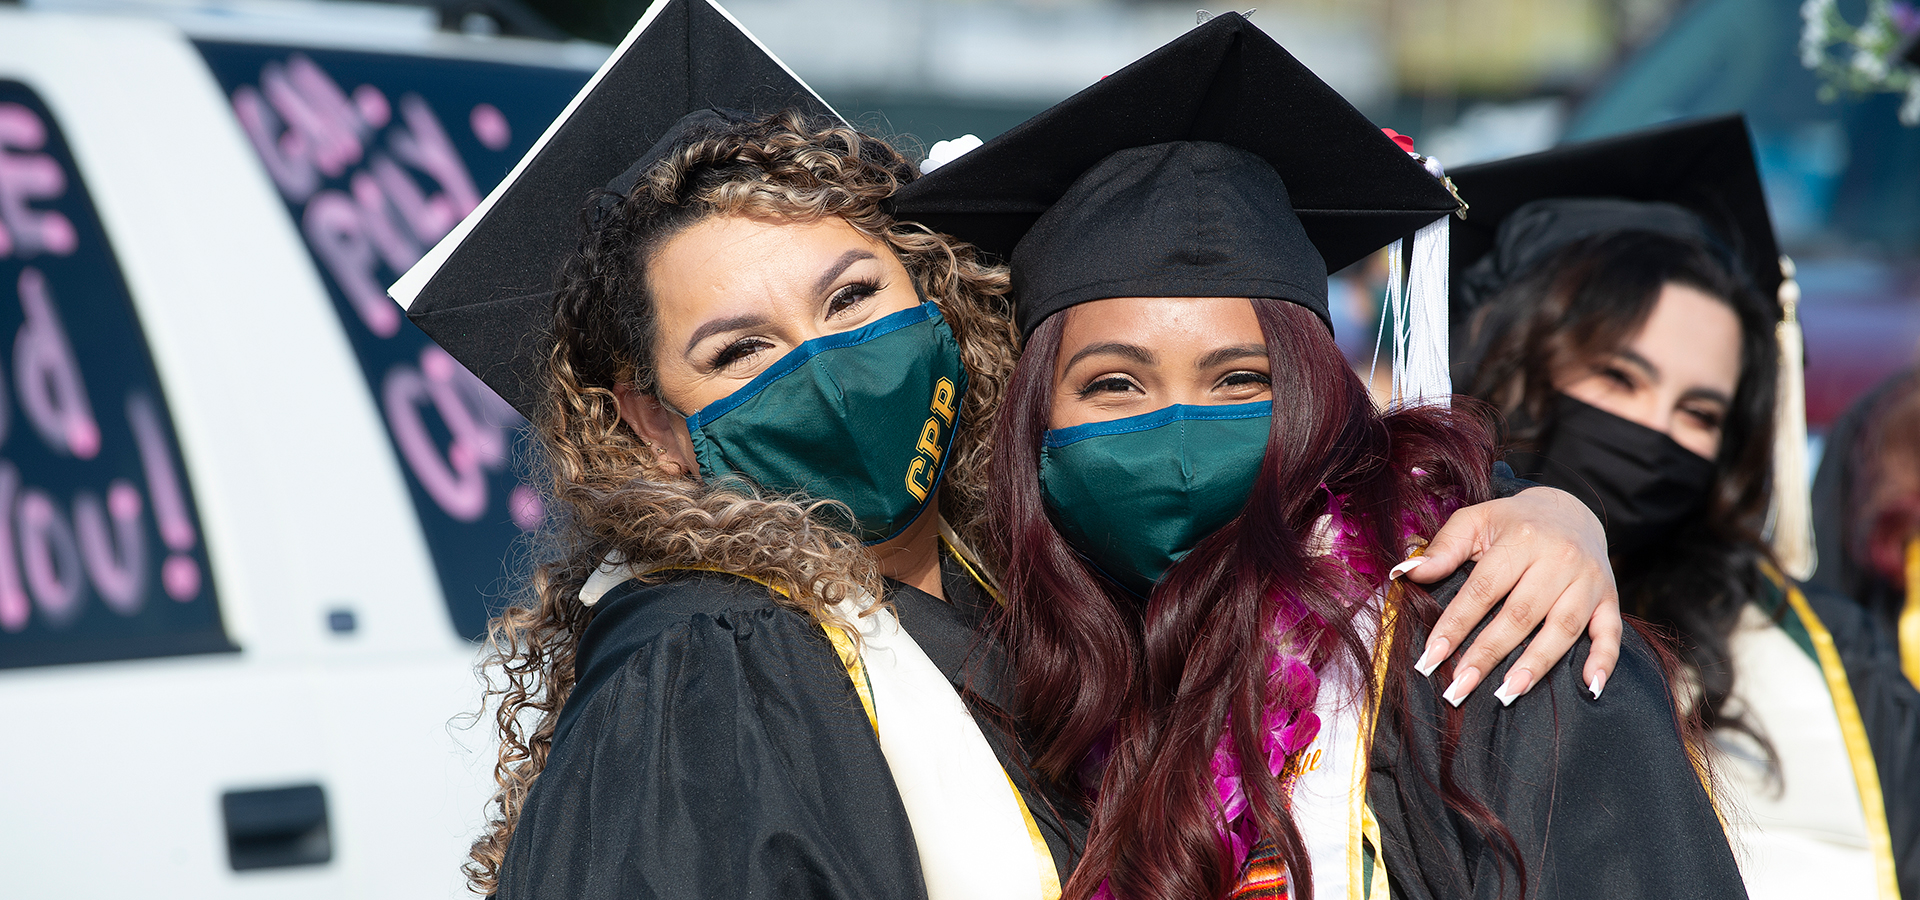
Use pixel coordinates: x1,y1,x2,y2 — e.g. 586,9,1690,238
1404,502,1490,583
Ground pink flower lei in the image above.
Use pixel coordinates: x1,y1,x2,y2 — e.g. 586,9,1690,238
1088,491,1398,897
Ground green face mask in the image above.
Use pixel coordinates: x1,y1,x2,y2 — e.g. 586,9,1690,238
686,301,967,544
1038,401,1271,596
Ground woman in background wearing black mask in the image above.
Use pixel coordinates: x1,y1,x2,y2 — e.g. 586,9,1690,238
1453,116,1920,899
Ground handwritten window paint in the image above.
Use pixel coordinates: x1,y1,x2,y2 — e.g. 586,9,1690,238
0,82,230,668
194,44,587,640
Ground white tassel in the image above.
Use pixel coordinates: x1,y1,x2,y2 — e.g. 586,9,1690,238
1767,255,1817,580
1393,214,1452,408
1369,237,1403,395
1370,151,1458,410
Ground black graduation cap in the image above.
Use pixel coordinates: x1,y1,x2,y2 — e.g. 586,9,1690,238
1446,114,1782,320
389,0,835,417
889,12,1461,338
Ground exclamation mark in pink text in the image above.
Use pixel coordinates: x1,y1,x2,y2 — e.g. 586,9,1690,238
0,463,29,632
127,394,200,601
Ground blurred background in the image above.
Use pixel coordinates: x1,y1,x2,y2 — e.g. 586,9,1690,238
0,0,1914,896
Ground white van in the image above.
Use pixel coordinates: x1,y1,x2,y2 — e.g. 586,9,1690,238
0,6,601,896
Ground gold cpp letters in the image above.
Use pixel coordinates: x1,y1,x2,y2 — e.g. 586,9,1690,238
904,457,932,502
915,418,943,462
930,377,957,424
903,377,958,504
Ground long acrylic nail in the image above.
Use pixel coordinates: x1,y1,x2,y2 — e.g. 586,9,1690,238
1588,671,1608,700
1389,557,1425,580
1442,666,1481,707
1415,637,1449,677
1494,668,1532,707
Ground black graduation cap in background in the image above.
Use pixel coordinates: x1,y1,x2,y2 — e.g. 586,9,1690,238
889,12,1461,281
1446,114,1782,320
1450,114,1817,579
389,0,835,417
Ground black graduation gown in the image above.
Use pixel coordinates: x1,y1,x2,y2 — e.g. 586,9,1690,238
1367,569,1747,900
494,555,1083,899
1766,572,1920,898
1788,369,1920,895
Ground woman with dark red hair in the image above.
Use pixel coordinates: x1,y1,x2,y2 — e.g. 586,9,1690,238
894,15,1742,900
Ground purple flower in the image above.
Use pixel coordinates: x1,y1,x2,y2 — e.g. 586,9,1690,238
1891,1,1920,36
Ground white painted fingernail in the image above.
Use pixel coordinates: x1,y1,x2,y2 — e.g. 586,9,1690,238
1442,667,1480,707
1588,671,1607,700
1494,668,1532,707
1415,637,1448,677
1389,557,1425,580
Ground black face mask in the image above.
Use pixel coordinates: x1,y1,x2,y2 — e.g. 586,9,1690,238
1507,394,1718,556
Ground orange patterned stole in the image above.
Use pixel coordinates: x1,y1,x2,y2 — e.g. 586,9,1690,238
1229,839,1291,899
1229,749,1309,899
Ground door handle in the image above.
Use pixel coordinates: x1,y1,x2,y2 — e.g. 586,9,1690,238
221,784,332,871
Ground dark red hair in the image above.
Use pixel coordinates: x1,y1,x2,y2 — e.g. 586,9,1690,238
989,298,1519,900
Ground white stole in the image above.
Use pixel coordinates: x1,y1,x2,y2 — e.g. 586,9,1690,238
833,597,1048,900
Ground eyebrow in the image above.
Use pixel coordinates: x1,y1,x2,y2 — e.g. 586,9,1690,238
1613,349,1732,407
1614,348,1660,382
1680,386,1734,408
811,249,875,300
1195,344,1268,370
1063,341,1156,372
680,249,878,358
683,312,773,358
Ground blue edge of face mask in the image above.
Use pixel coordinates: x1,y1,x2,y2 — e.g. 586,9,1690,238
1043,400,1274,448
686,302,941,430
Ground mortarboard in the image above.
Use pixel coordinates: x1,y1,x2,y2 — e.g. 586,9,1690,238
890,12,1463,405
1447,114,1814,578
1447,114,1782,319
388,0,836,417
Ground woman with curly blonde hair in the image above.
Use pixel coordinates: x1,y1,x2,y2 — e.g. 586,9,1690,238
461,106,1066,900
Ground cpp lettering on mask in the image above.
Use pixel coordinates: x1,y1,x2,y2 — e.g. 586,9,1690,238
0,82,230,668
904,376,958,503
195,43,588,639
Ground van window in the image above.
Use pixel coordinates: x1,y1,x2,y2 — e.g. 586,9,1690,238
0,81,232,668
194,43,589,639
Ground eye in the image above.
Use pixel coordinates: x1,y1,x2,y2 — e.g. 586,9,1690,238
1218,370,1272,390
1681,404,1725,432
1076,375,1141,399
1596,364,1638,391
826,280,883,318
707,336,774,370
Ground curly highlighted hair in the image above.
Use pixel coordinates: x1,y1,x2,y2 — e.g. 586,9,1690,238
465,111,1017,894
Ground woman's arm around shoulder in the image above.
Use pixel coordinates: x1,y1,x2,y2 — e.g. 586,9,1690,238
495,573,926,900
